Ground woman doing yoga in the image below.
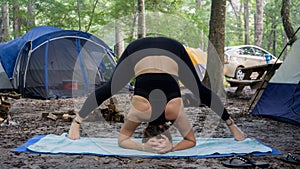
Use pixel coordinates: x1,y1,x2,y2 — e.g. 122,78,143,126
68,37,246,154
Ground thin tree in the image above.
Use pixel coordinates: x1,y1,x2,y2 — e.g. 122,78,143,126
26,0,35,29
244,0,250,45
1,2,9,42
281,0,297,45
115,21,125,58
228,0,243,42
137,0,145,38
85,0,99,32
76,0,81,31
254,0,263,46
12,0,21,39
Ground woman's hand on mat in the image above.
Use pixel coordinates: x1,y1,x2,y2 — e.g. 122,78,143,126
157,135,173,154
146,135,173,154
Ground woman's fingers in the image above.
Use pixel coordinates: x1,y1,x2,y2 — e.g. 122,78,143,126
160,134,168,140
146,136,173,154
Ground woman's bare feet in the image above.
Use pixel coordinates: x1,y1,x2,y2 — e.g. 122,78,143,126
68,114,82,140
226,118,247,141
68,122,80,140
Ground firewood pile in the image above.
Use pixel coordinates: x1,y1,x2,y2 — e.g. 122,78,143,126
42,96,125,123
0,92,21,123
100,97,125,123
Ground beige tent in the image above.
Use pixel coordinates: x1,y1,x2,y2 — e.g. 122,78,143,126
185,47,207,81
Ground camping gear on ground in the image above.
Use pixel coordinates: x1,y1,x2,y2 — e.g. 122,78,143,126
0,92,21,123
0,26,116,99
13,133,280,158
250,38,300,126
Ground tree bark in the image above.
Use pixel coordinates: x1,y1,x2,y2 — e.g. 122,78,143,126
1,2,9,42
272,22,277,56
77,0,81,31
228,0,243,42
204,0,226,97
281,0,297,45
26,0,35,29
115,21,125,58
12,0,21,39
196,0,202,8
85,0,99,32
137,0,145,38
254,0,263,46
244,0,250,45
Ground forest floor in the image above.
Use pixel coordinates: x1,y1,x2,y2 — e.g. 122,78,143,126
0,86,299,169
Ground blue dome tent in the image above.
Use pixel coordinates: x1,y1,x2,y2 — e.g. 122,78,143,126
0,26,116,99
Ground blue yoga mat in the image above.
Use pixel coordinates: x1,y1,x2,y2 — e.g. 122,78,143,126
13,133,281,158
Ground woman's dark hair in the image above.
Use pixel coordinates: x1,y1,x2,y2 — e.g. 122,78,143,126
142,123,172,143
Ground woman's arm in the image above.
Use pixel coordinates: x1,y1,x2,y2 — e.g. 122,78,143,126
165,98,196,152
172,111,196,151
118,120,143,150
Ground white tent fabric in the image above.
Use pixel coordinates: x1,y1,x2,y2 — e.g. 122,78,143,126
270,39,300,84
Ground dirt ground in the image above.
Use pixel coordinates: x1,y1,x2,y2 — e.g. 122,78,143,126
0,86,299,169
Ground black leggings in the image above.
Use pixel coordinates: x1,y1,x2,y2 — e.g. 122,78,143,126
78,37,230,121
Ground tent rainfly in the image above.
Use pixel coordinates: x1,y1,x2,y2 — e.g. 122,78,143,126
0,26,116,99
185,47,207,81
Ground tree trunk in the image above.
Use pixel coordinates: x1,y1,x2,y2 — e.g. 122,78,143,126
229,0,243,42
85,0,99,32
272,22,277,56
12,0,21,39
77,0,81,31
1,2,9,42
196,0,202,8
26,0,35,29
115,21,125,58
244,0,250,45
129,13,138,42
283,34,288,59
254,0,263,46
137,0,145,38
203,0,226,97
281,0,297,45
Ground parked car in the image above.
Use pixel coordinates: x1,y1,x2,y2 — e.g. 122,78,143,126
224,45,281,80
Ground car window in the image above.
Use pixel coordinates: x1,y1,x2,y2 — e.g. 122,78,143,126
225,47,233,51
238,47,254,55
253,47,268,57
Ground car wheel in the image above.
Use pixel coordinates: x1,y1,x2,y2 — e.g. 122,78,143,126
235,67,245,80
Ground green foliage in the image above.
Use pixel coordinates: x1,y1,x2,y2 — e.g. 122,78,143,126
290,0,300,29
1,0,299,56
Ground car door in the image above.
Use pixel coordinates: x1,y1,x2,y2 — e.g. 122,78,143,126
237,46,262,68
252,47,269,65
